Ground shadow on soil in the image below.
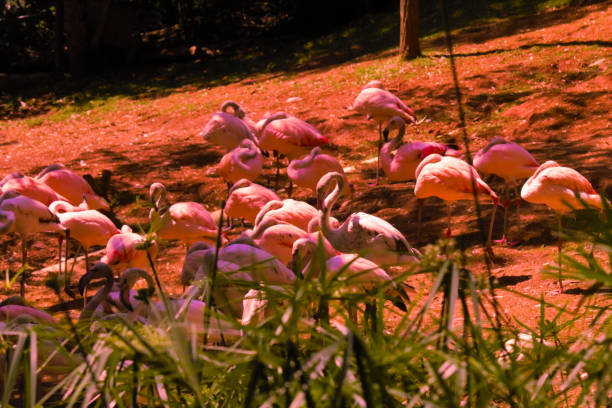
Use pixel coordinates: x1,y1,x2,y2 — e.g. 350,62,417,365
2,1,610,120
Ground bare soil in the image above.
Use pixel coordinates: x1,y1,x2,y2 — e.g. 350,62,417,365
1,1,611,328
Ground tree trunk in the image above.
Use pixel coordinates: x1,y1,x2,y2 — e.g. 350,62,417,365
64,0,90,75
399,0,420,60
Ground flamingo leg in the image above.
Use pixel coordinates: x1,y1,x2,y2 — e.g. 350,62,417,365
57,235,63,277
416,199,424,243
288,179,293,198
445,203,452,238
375,122,382,185
502,182,509,241
487,199,498,249
557,215,564,292
274,150,280,190
20,236,27,298
64,230,75,297
513,182,522,239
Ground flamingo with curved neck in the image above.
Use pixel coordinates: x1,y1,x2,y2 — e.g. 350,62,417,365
317,172,420,267
287,147,350,198
253,198,319,231
351,81,418,185
217,139,263,187
78,263,116,322
201,101,258,151
381,116,457,182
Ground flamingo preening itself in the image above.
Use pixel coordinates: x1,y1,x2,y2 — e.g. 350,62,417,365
352,81,417,185
316,172,420,267
521,160,604,291
0,172,67,206
414,154,499,248
474,137,539,244
35,163,110,211
201,101,259,151
253,198,319,232
217,139,263,187
287,146,350,198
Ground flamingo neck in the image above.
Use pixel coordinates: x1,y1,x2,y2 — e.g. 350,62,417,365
80,269,114,322
292,148,319,170
49,200,78,214
320,175,343,241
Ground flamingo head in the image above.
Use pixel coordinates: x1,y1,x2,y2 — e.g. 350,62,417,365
84,193,110,212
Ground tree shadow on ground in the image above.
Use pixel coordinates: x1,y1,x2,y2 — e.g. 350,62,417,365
2,1,610,121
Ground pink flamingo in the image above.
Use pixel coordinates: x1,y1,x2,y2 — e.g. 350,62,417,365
0,172,66,206
35,164,110,211
291,238,411,314
101,225,158,273
201,101,259,151
287,147,350,198
217,139,263,187
414,154,499,247
258,112,330,189
352,81,417,184
521,160,603,291
474,137,539,243
149,183,221,246
222,101,259,137
254,198,319,231
225,179,280,226
0,190,65,296
49,200,119,291
381,116,459,182
243,218,336,265
0,296,58,325
317,172,420,267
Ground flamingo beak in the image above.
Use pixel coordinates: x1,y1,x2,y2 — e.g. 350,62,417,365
382,127,390,142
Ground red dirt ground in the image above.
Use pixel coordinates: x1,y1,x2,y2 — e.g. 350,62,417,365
1,2,611,328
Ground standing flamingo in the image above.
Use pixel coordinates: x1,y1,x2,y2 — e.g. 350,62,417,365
316,172,420,267
258,112,330,189
521,160,603,291
100,225,158,273
381,116,459,182
474,137,539,244
0,190,65,296
35,163,110,211
287,147,350,198
414,154,499,247
225,179,280,226
352,81,417,184
49,200,119,291
217,139,263,187
0,172,66,206
149,183,221,246
201,101,259,150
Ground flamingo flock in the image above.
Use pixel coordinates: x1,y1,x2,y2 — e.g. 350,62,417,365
0,83,607,351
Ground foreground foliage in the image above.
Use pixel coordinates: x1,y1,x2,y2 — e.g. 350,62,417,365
1,200,611,407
